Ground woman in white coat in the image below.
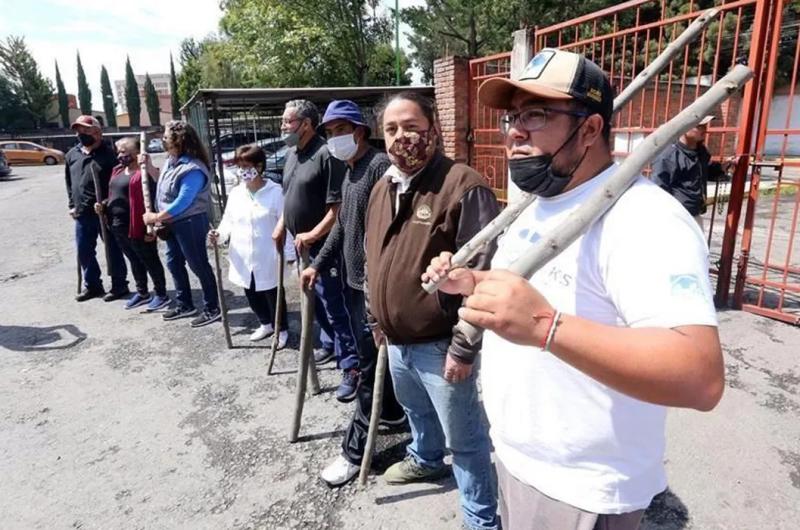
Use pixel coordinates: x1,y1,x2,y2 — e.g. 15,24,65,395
209,144,295,345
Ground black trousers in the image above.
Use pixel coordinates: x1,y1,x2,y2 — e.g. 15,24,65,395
110,225,167,296
243,273,288,330
341,287,404,465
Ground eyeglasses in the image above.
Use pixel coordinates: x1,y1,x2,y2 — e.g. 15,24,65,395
499,107,589,136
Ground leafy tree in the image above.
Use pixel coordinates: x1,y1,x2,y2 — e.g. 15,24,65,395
0,76,28,130
0,36,54,128
176,38,205,104
169,53,181,119
218,0,408,87
125,56,141,127
144,73,161,126
100,65,117,127
76,52,92,114
54,60,69,127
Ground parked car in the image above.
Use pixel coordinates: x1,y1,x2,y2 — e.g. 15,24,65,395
0,141,64,165
147,138,165,153
0,149,11,177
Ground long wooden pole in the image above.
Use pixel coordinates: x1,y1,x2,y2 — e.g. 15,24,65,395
267,244,284,375
358,342,388,485
212,240,233,349
421,7,721,295
139,131,156,237
289,247,320,442
89,163,113,277
456,65,754,345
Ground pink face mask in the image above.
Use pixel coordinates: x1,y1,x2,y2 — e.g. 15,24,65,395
387,129,437,174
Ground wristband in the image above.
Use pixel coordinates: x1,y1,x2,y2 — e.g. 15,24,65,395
543,310,562,352
538,311,556,350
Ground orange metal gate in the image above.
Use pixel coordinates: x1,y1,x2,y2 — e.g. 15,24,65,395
466,0,800,325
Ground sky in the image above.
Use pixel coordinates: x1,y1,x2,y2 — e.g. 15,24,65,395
0,0,425,112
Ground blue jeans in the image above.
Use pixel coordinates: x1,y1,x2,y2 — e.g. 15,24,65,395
75,212,128,292
164,213,218,312
388,340,498,530
308,243,359,371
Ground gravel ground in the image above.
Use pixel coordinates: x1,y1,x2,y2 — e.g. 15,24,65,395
1,162,798,529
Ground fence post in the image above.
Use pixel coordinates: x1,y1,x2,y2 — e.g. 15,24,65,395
506,28,536,204
715,0,778,307
434,56,470,163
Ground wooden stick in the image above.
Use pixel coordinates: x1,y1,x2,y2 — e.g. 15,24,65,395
267,244,285,375
89,163,113,278
456,65,754,345
212,240,233,349
359,342,388,485
139,131,156,237
421,7,721,295
289,247,319,442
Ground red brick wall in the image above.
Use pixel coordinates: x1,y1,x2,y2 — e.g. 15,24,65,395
433,56,470,163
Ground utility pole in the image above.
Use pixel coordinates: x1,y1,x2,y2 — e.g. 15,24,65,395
395,0,401,85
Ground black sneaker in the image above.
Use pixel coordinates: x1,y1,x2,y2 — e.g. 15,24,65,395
75,287,105,302
103,289,131,302
336,369,360,403
190,309,222,328
163,306,198,321
313,348,335,364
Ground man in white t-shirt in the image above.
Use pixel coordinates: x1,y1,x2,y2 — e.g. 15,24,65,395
423,49,724,530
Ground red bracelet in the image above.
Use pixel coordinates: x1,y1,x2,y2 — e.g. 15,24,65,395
538,311,556,350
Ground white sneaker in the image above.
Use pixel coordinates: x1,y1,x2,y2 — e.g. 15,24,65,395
249,324,274,342
320,455,359,487
276,330,289,350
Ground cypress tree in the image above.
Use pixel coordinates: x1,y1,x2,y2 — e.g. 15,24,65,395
100,65,117,128
76,52,91,114
144,73,161,126
124,56,140,127
169,53,180,119
55,60,69,127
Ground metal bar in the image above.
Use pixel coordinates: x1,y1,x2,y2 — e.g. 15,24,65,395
740,305,800,325
211,97,228,210
742,278,800,294
537,0,651,34
776,174,800,310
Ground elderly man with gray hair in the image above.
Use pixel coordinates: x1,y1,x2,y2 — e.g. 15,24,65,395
271,99,358,401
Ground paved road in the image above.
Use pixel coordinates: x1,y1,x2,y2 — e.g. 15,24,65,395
1,163,799,529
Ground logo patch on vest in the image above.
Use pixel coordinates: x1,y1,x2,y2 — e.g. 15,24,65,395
416,205,432,221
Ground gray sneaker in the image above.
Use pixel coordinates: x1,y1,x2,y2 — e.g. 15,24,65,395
383,456,448,484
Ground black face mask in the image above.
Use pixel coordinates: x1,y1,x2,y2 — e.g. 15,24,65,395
118,154,133,167
508,120,588,198
77,133,95,147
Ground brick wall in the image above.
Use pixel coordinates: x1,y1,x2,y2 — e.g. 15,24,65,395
433,56,470,163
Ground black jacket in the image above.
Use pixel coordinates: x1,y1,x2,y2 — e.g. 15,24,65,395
651,142,723,216
65,140,117,216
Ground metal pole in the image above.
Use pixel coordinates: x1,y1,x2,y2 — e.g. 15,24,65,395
211,97,228,209
395,0,401,85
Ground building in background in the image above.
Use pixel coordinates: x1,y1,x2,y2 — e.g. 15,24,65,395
114,73,172,127
45,94,107,129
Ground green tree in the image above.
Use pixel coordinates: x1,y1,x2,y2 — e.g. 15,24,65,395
54,60,69,127
218,0,408,87
169,52,181,119
144,73,161,126
125,56,141,127
0,76,28,130
0,36,54,128
100,65,117,127
176,38,204,104
76,51,92,114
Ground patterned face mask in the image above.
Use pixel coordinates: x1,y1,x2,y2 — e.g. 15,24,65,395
237,167,259,181
387,129,436,175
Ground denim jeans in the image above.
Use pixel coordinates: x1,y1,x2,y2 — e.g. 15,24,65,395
164,212,218,312
388,340,498,530
75,212,128,292
308,242,359,371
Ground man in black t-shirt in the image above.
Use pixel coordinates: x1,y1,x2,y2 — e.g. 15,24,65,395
272,99,359,402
